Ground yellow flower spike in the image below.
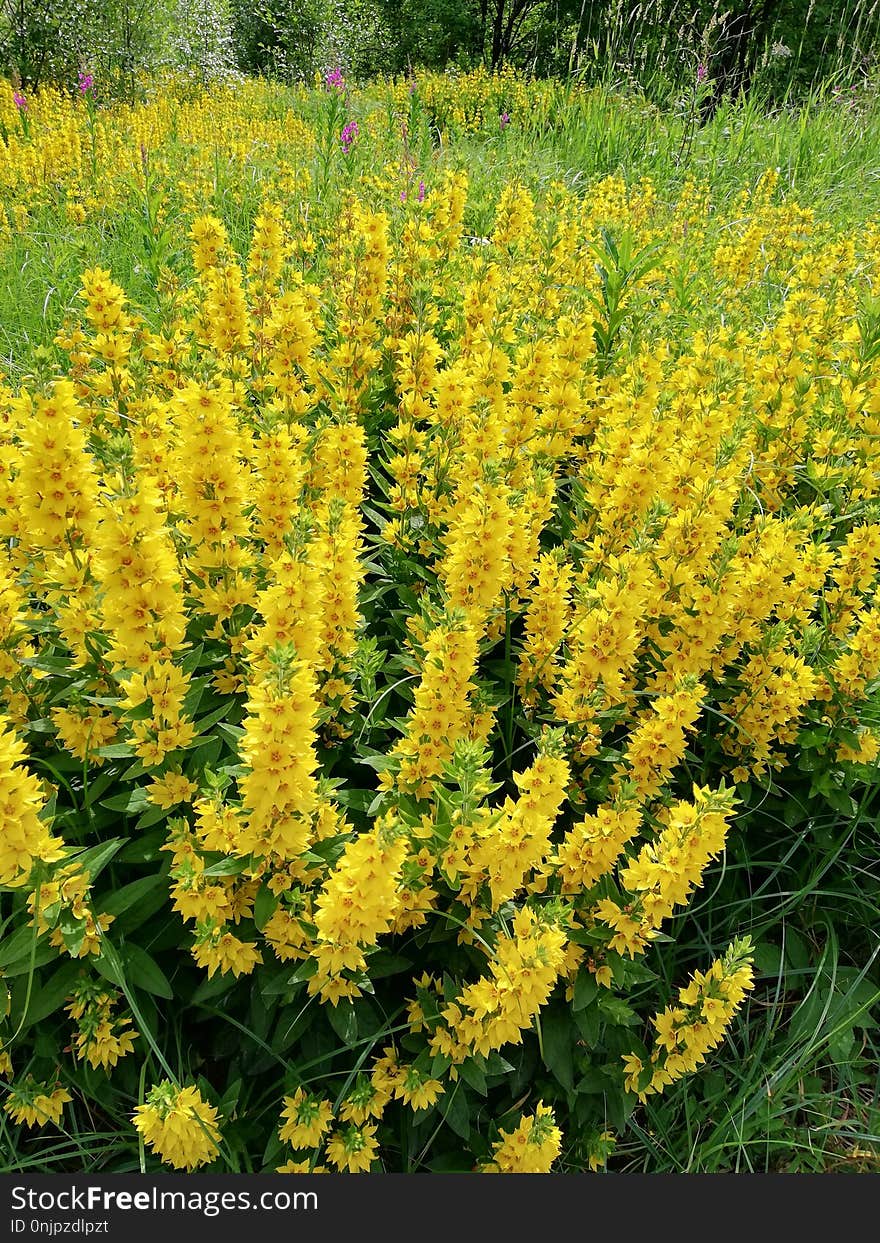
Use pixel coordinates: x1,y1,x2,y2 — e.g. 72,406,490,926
484,1102,562,1173
4,1079,72,1130
133,1081,221,1171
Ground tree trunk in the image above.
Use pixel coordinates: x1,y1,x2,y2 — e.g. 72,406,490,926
491,0,507,68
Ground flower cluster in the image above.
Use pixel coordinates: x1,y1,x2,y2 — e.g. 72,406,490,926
3,1079,71,1128
133,1082,222,1171
65,981,138,1070
340,120,359,153
484,1103,562,1172
624,938,756,1099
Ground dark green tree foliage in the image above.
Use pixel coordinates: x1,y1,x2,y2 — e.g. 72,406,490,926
376,0,482,71
229,0,326,80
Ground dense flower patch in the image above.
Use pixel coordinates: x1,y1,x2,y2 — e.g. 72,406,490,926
0,70,879,1173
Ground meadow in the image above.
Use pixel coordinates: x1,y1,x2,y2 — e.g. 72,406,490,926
0,65,879,1174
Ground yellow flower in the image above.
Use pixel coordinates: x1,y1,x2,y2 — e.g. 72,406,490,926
625,937,755,1100
4,1080,72,1129
66,983,138,1071
0,717,65,887
325,1123,380,1173
484,1103,562,1173
192,928,262,978
133,1082,221,1171
148,770,198,809
278,1088,333,1149
393,1064,445,1112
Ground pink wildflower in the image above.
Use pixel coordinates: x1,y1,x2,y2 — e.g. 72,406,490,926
340,120,359,153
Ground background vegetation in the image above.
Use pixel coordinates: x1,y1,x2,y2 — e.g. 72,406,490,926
1,0,878,101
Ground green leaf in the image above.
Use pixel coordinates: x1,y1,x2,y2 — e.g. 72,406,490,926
95,742,136,759
135,804,172,831
274,1003,311,1051
327,1000,358,1045
100,788,150,814
201,856,250,878
606,1085,637,1133
574,1004,600,1045
827,1027,856,1064
58,909,86,958
784,928,811,973
124,944,173,999
540,1006,575,1091
355,753,398,773
192,972,237,1005
0,923,46,969
754,941,783,977
260,968,305,997
573,970,599,1012
180,644,206,674
365,950,412,979
288,958,318,985
254,886,278,932
117,828,167,863
576,1068,612,1094
20,961,82,1029
824,786,856,817
190,702,236,738
98,874,166,918
443,1084,471,1141
430,1052,452,1079
3,946,57,976
458,1058,488,1096
483,1052,515,1076
67,838,124,881
597,994,638,1027
334,789,379,812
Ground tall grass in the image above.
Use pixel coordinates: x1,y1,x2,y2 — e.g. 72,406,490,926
566,0,880,102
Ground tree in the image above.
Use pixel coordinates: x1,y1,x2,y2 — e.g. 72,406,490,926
0,0,91,88
229,0,327,80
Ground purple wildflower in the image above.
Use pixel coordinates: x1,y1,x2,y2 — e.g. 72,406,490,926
13,91,27,111
417,180,426,203
325,66,345,93
500,111,511,130
78,71,94,95
340,120,359,153
697,63,707,83
400,189,407,203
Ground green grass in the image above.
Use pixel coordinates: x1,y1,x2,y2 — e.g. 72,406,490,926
613,758,880,1171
